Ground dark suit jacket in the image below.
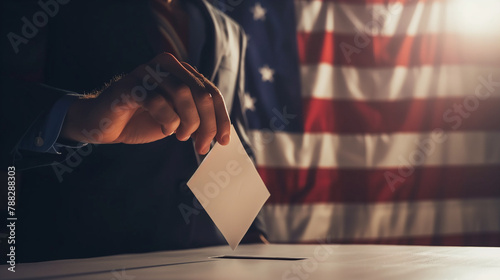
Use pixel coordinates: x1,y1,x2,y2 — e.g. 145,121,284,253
1,0,263,262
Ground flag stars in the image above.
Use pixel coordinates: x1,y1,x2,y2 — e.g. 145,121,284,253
251,2,267,21
243,92,257,111
259,65,275,82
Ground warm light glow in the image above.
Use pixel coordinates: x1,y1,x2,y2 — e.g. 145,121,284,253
449,0,500,34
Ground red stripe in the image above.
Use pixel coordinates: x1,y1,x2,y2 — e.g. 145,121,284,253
288,232,500,247
298,32,500,66
303,98,500,133
258,165,500,203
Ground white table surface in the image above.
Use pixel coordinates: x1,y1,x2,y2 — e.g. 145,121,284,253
1,244,500,280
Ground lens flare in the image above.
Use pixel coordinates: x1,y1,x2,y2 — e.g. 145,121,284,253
449,0,500,34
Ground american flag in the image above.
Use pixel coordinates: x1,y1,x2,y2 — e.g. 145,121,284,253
219,0,500,245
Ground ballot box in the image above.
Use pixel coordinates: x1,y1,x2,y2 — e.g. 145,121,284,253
2,244,500,280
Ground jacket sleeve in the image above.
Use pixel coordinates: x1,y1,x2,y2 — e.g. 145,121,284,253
1,1,76,168
0,79,77,169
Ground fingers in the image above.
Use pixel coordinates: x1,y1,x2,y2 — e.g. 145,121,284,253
141,92,180,136
156,75,214,154
123,53,231,154
148,54,205,144
113,109,173,144
181,63,231,146
152,53,205,92
126,65,182,137
177,63,217,154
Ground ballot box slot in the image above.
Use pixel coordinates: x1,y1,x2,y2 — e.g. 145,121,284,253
211,255,306,261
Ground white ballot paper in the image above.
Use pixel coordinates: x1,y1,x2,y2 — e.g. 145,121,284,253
187,125,270,250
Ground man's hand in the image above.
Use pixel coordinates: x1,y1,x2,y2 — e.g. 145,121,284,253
61,53,231,155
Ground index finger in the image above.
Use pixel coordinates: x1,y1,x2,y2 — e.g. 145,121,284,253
151,53,205,92
181,62,231,145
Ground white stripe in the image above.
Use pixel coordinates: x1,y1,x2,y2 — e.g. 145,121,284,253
295,0,500,35
301,64,500,100
249,131,500,168
295,0,442,35
263,198,500,242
